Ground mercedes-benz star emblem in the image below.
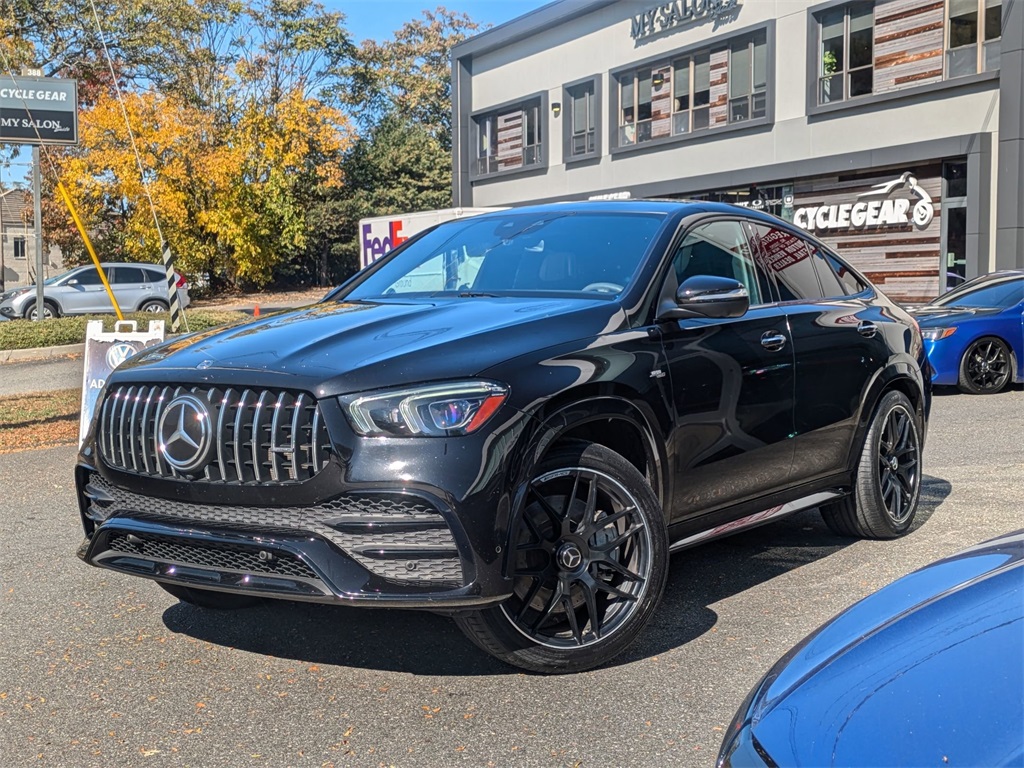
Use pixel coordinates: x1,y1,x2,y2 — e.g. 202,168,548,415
557,543,583,571
158,394,213,473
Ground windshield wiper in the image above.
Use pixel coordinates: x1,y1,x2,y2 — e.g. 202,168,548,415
457,291,499,298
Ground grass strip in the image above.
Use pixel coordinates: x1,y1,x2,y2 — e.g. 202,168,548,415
0,310,249,351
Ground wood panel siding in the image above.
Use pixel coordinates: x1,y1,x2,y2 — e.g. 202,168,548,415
873,0,945,94
709,48,729,127
794,164,943,302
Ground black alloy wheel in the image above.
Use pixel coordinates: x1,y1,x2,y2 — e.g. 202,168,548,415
455,442,668,673
959,337,1012,394
820,390,922,539
875,402,920,525
501,465,653,649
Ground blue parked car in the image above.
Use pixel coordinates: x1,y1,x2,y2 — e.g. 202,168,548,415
718,530,1024,767
911,270,1024,394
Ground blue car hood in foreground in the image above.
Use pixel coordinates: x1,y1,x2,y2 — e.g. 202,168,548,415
119,297,623,395
735,530,1024,767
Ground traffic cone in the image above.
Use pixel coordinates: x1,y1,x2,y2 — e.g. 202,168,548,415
254,304,260,317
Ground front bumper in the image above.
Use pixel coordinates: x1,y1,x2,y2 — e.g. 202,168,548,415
74,392,530,609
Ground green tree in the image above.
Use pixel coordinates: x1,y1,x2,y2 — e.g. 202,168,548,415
321,114,451,283
341,7,479,150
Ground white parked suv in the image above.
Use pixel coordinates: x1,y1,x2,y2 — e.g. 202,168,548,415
0,263,190,320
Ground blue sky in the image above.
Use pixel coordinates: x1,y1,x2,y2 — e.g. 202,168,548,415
326,0,549,44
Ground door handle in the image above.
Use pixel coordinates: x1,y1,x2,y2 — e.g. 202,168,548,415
761,331,787,351
858,321,878,338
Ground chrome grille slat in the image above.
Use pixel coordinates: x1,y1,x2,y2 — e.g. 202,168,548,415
116,385,133,469
138,386,155,474
251,390,271,483
311,405,322,473
215,387,234,482
268,391,286,482
98,384,328,486
128,388,143,472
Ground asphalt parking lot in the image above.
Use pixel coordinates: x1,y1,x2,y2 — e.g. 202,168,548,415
1,386,1021,767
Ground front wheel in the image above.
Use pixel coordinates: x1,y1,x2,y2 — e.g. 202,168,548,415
820,390,922,539
158,582,261,609
24,300,58,320
455,441,668,673
958,337,1012,394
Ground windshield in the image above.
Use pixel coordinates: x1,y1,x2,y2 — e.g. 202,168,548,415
341,211,665,300
932,275,1024,309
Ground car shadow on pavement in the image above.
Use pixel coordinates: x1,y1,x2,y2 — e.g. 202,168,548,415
161,473,952,675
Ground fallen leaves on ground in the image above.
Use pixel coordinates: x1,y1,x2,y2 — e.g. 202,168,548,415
0,389,80,453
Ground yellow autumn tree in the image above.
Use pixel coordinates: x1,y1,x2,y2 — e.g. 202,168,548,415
51,87,352,286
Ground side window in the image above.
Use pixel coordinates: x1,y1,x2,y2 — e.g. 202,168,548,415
112,266,146,284
71,268,104,286
750,224,824,301
142,268,164,284
672,220,771,305
819,249,867,295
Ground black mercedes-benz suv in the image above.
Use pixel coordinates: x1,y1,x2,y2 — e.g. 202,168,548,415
76,202,930,673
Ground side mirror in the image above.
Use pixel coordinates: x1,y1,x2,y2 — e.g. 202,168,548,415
67,279,79,286
658,275,750,320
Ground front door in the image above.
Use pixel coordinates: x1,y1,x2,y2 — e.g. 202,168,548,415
659,219,796,523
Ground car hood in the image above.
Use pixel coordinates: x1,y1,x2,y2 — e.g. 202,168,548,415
910,305,1002,326
118,297,626,395
744,530,1024,767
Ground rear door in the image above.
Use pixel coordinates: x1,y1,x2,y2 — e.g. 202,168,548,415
747,222,891,484
659,218,796,522
110,266,149,311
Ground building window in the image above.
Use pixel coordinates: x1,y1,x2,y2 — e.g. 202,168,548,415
472,97,543,177
566,80,598,159
817,4,874,104
13,236,25,259
947,0,1001,77
729,31,768,122
616,28,767,147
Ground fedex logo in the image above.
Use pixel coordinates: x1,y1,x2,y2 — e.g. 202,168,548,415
361,220,408,267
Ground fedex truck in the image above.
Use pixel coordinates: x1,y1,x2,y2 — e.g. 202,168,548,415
358,208,503,270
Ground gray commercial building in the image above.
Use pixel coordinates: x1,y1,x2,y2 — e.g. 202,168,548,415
451,0,1024,302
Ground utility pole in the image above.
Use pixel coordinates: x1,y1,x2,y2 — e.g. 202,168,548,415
32,145,43,319
0,182,5,295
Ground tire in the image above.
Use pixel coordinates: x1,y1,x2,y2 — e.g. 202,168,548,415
454,441,668,674
139,299,168,313
958,336,1012,394
158,582,261,610
820,390,922,539
24,300,59,320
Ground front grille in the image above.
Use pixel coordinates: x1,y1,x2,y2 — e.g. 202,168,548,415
98,384,331,485
107,532,319,580
85,473,464,586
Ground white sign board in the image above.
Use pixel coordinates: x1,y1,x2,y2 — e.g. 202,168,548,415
79,320,165,445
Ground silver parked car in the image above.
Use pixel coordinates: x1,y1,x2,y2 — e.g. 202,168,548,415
0,263,190,320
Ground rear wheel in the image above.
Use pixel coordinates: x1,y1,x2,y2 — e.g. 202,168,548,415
158,582,261,610
139,299,168,313
820,390,922,539
455,442,668,673
24,300,59,320
958,337,1012,394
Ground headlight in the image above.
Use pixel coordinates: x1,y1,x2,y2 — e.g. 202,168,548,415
921,326,957,341
339,380,509,437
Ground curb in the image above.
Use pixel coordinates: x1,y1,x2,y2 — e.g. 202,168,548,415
0,343,85,365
